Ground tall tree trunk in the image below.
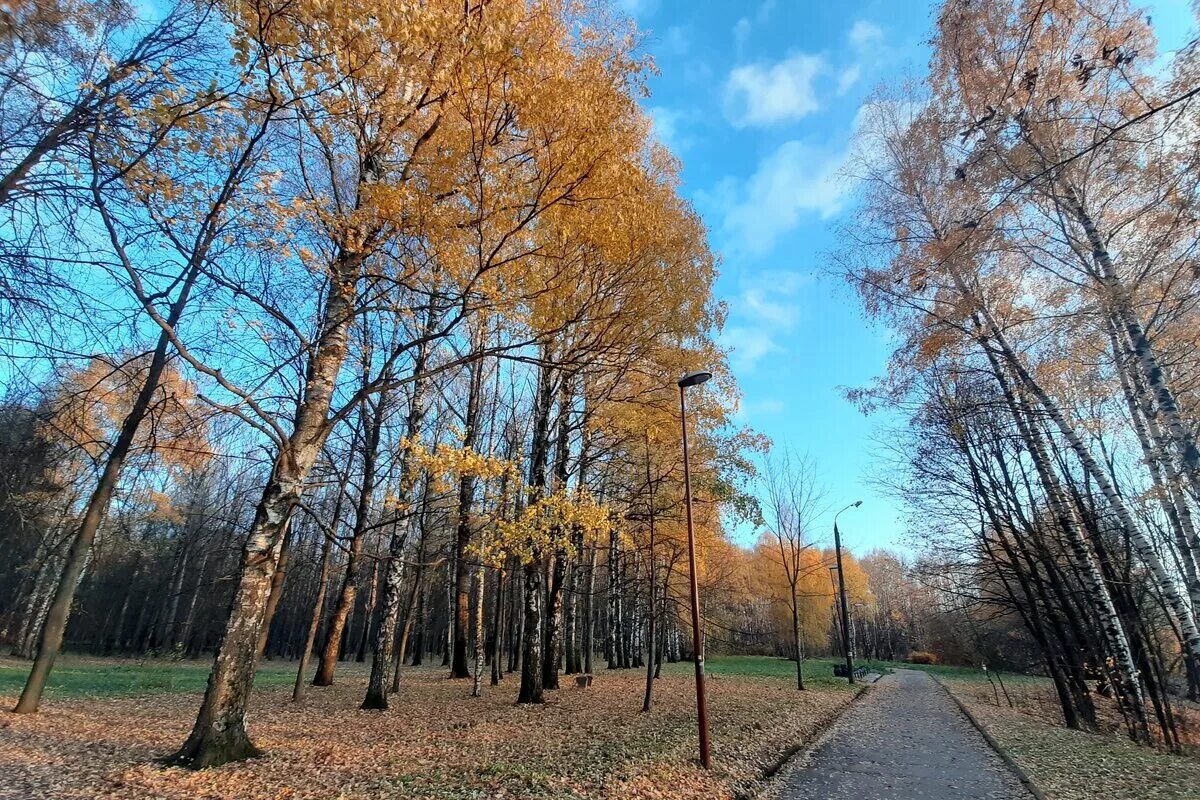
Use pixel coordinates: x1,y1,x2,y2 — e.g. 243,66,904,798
582,542,596,676
1062,187,1200,502
472,565,485,697
974,327,1139,731
541,374,573,691
518,360,554,704
15,263,202,714
295,520,338,700
642,439,657,712
315,386,386,687
958,271,1200,690
166,252,359,768
607,529,620,670
452,356,484,679
362,357,430,708
490,567,505,686
293,481,347,703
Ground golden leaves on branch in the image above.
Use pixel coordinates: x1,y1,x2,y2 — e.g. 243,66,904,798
485,488,612,568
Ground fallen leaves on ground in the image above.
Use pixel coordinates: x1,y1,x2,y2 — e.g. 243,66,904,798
941,676,1200,800
0,661,855,799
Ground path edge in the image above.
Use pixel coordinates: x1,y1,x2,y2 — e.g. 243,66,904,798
930,674,1048,800
737,681,874,800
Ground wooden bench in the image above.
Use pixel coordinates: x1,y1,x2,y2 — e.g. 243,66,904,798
833,664,869,680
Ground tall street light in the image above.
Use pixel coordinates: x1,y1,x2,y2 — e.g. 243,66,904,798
833,500,862,684
678,369,712,769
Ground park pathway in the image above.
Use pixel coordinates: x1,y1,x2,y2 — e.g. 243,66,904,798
780,669,1032,800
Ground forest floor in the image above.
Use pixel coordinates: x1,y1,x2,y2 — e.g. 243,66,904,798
0,654,859,800
891,662,1200,800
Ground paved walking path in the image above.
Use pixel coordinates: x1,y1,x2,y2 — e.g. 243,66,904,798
780,669,1031,799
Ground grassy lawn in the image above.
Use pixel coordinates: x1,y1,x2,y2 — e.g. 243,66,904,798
0,655,298,699
0,654,861,799
706,655,861,688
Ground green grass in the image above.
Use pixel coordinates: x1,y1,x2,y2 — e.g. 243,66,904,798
1,654,862,700
870,659,1052,689
702,654,864,688
0,656,300,699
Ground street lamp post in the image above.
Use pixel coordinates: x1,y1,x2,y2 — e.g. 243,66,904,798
833,500,862,684
678,369,712,769
827,566,844,655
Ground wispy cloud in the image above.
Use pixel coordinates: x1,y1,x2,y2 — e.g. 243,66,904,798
659,24,691,56
712,104,886,257
849,20,884,49
721,139,849,254
732,0,777,50
723,53,826,127
721,270,813,372
722,325,781,373
837,65,861,95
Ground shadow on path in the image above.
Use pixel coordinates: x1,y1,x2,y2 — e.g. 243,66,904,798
780,669,1031,799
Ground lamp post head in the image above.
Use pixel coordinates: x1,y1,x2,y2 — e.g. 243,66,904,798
852,500,863,508
678,370,713,388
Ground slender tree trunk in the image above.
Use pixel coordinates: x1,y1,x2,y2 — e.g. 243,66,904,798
791,585,805,691
315,388,386,686
362,370,428,706
607,529,620,670
961,273,1200,686
518,360,554,704
1063,188,1200,502
166,253,359,768
14,264,202,714
472,565,485,697
583,542,596,676
541,375,573,691
256,517,294,659
293,485,345,703
642,444,656,712
490,567,505,685
451,357,484,679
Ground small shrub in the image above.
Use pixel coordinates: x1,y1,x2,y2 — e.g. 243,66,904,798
909,651,939,665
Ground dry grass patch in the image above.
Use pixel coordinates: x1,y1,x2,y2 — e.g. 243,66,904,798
940,675,1200,800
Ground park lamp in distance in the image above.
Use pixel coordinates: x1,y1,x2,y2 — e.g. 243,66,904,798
678,370,713,388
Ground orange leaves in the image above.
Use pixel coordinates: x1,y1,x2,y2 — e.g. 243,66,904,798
0,660,855,800
44,353,210,473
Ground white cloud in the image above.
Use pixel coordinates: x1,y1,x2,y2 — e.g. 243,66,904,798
837,65,861,95
723,53,825,127
732,0,778,49
722,139,850,254
721,270,813,372
733,17,752,49
716,103,905,257
834,22,885,98
849,20,884,49
660,24,690,56
722,325,780,373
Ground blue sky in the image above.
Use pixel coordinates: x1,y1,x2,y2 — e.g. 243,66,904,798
623,0,1197,555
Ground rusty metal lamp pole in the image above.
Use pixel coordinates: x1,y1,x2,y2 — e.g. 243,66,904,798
678,369,712,769
833,500,862,685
